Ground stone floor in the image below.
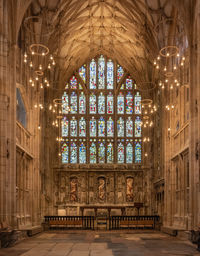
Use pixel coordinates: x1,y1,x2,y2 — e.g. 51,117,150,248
0,230,199,256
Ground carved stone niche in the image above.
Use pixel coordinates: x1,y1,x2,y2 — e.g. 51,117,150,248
70,176,78,202
98,176,106,202
126,177,134,202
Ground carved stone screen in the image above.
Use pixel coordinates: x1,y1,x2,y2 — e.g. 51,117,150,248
61,55,142,164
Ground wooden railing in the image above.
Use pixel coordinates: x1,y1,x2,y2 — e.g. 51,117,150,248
44,216,95,230
109,215,160,230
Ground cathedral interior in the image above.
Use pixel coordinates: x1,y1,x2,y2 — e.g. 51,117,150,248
0,0,200,254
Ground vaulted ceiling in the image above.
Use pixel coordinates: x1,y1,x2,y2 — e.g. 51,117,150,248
21,0,185,87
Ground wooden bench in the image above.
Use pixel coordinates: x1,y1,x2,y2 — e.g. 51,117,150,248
49,219,82,229
120,219,154,229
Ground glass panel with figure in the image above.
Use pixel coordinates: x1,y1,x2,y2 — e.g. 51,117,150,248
118,142,124,163
135,141,141,163
90,93,96,114
107,142,114,163
126,92,133,114
90,59,96,89
62,143,68,163
117,92,124,114
79,92,86,114
79,65,86,84
98,142,105,163
70,142,77,163
126,143,133,163
98,93,105,114
117,65,124,83
107,60,114,89
70,76,77,89
135,92,142,114
107,117,114,137
117,117,124,137
135,116,142,137
90,142,96,163
98,55,105,89
98,117,105,137
90,117,96,137
79,143,86,163
62,117,68,137
70,117,77,137
79,117,86,137
107,93,114,114
126,117,133,137
62,92,69,114
126,77,132,90
70,92,77,114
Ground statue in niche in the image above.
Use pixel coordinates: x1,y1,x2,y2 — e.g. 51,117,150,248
126,177,134,202
70,177,78,202
98,177,106,201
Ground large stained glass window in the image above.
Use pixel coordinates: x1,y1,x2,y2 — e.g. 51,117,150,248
61,55,142,164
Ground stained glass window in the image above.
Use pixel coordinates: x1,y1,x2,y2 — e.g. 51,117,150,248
79,117,86,137
62,92,69,114
117,117,124,137
107,117,114,137
117,93,124,114
62,55,142,164
126,143,133,163
98,117,105,137
62,143,68,163
90,94,96,114
79,65,86,84
126,117,133,137
98,55,105,89
107,143,114,163
135,92,142,114
135,116,142,137
126,92,133,114
117,65,124,83
70,117,77,137
79,92,86,114
62,117,68,137
90,142,96,163
135,141,141,163
118,142,124,163
90,59,96,89
79,143,86,163
126,78,132,90
107,60,114,89
90,117,96,137
70,92,77,114
107,93,114,114
98,93,105,114
70,76,77,89
98,142,105,163
70,142,77,163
